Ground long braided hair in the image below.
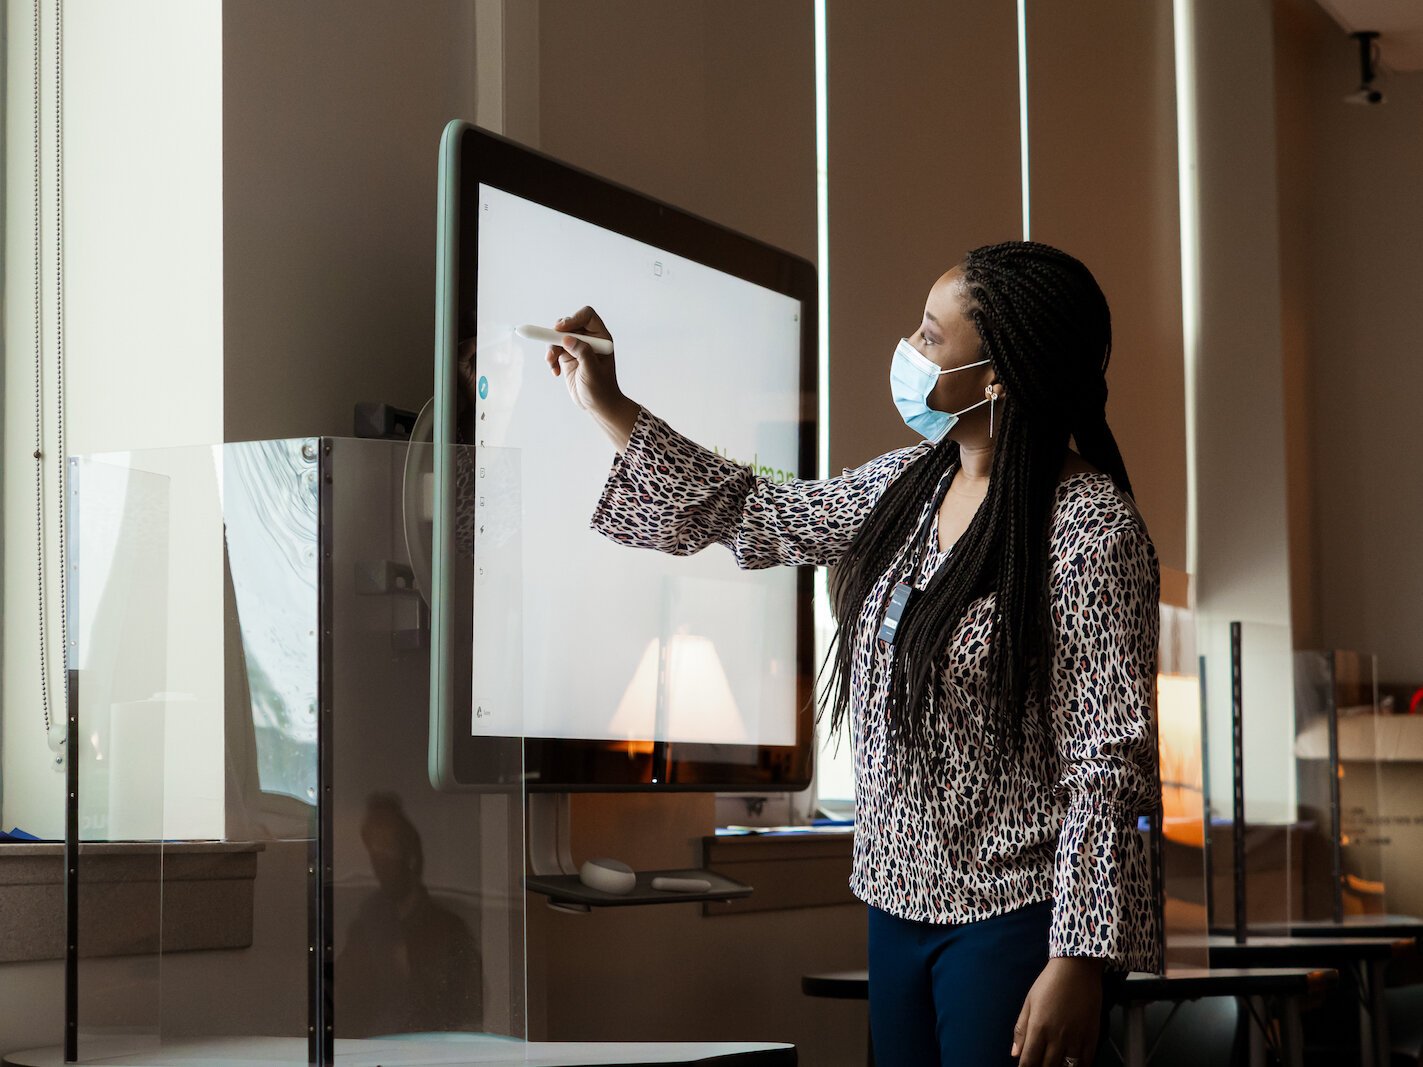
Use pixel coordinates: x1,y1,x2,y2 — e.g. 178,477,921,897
822,241,1135,778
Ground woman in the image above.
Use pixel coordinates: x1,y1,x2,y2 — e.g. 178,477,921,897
546,241,1163,1067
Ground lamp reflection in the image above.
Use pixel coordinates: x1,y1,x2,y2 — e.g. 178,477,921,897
610,632,748,753
1157,673,1205,847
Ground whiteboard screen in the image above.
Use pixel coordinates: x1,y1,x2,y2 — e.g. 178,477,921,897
471,184,804,749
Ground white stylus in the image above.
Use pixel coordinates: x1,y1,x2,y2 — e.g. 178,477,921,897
515,323,614,356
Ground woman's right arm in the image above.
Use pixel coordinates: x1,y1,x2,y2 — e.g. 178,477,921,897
592,407,923,568
547,307,926,570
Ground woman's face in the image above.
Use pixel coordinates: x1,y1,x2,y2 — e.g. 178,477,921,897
909,266,996,428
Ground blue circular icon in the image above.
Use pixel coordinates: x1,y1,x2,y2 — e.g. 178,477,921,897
477,375,490,400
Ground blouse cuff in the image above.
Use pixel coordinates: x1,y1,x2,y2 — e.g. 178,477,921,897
590,407,658,539
1049,798,1153,970
588,407,752,553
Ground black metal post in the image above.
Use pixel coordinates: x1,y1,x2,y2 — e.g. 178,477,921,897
64,459,80,1062
1325,651,1344,925
309,439,336,1066
1231,622,1247,944
1198,655,1216,931
64,668,79,1063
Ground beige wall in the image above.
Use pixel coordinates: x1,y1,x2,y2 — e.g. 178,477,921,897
539,0,816,266
1026,0,1186,574
825,2,1022,477
222,0,478,442
1275,0,1423,684
1189,0,1301,823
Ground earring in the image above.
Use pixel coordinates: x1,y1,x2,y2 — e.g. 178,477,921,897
988,388,997,438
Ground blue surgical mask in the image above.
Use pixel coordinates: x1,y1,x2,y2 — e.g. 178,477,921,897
889,338,991,443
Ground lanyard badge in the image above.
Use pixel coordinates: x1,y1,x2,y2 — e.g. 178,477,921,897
877,472,955,647
877,582,915,645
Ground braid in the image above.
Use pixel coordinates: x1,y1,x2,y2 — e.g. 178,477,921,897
820,240,1135,786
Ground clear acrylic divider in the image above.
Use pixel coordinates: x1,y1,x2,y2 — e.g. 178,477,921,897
1155,603,1210,970
72,441,315,1065
1294,649,1390,922
327,439,526,1053
71,453,172,1059
1370,659,1423,919
1198,619,1300,934
69,438,526,1066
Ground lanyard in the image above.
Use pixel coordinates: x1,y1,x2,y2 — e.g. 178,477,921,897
877,467,956,646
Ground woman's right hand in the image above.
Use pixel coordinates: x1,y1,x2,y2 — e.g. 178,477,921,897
545,306,620,412
546,305,641,452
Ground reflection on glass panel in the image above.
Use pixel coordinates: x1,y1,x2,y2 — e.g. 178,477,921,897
1156,602,1209,971
72,456,171,1058
224,439,321,807
1294,649,1389,921
329,438,525,1043
73,457,171,843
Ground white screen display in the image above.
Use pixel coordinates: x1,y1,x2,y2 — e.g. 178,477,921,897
472,184,803,748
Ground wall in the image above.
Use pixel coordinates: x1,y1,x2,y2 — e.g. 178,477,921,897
1026,0,1186,575
825,2,1022,478
538,0,816,263
1275,0,1423,686
221,0,479,442
1185,0,1300,823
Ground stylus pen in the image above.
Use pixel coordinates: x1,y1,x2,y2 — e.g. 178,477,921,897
515,323,614,355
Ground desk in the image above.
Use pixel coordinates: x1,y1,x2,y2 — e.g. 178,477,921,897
2,1036,797,1067
800,968,1337,1067
1117,968,1336,1067
1224,914,1423,941
1205,934,1417,1067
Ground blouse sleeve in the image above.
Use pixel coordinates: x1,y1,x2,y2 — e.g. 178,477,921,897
590,407,926,569
1046,518,1163,972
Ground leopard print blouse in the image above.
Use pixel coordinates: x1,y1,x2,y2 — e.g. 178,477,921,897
590,408,1164,974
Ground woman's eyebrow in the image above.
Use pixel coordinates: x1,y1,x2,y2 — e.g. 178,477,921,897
924,311,941,325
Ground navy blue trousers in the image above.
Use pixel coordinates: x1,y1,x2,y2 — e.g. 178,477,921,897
868,901,1123,1066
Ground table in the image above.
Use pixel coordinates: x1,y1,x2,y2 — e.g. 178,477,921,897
2,1036,797,1067
1222,914,1423,941
1117,967,1336,1067
1205,934,1417,1067
801,967,1338,1067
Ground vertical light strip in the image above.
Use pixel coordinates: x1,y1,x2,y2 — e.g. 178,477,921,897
1173,0,1201,579
1016,0,1031,241
810,0,844,805
814,0,830,481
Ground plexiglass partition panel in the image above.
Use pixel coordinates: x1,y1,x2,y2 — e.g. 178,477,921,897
69,438,525,1066
327,439,526,1046
1156,603,1209,970
1294,650,1389,921
1371,678,1423,920
70,454,175,1060
1199,620,1300,932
